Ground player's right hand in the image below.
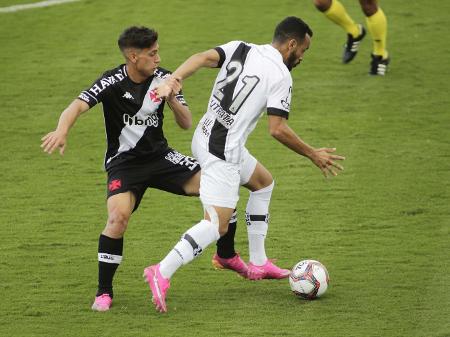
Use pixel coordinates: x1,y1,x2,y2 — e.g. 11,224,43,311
311,147,345,178
156,76,182,99
41,130,67,155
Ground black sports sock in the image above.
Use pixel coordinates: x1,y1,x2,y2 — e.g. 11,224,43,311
96,234,123,298
216,210,237,258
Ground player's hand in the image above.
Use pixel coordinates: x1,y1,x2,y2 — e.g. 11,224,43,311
310,148,345,178
40,130,67,155
156,76,182,99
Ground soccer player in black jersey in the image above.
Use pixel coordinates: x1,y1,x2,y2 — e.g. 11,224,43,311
41,26,204,312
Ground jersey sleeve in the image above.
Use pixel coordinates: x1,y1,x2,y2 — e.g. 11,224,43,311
266,75,292,120
175,90,188,106
77,72,111,108
214,40,243,68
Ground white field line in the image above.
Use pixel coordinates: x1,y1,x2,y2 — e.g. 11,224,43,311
0,0,80,13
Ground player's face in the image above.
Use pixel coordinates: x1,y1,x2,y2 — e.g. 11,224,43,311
286,34,311,71
135,42,161,76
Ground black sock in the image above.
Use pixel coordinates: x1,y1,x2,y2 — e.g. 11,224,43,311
97,234,123,298
216,210,237,258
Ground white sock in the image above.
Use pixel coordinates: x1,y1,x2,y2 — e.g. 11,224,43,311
246,181,274,266
159,219,220,279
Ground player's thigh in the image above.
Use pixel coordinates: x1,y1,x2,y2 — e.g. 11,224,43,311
148,149,200,196
182,170,200,196
239,148,258,186
243,162,273,192
199,154,240,211
107,164,148,213
107,191,136,222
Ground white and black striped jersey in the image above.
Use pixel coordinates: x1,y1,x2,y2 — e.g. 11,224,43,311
78,64,187,170
193,41,292,164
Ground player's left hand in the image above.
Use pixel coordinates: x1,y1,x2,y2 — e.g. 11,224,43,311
311,148,345,178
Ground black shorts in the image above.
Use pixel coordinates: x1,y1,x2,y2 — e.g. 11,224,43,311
106,148,200,211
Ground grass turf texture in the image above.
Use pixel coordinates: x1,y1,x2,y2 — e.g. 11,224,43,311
1,0,449,336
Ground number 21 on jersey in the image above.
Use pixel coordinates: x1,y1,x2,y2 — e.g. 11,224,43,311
213,60,260,115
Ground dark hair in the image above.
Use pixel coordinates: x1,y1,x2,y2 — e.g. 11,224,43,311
118,26,158,51
273,16,313,43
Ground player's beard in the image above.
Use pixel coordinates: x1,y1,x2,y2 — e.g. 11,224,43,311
286,51,300,71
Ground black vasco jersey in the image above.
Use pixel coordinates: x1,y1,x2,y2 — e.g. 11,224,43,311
77,64,187,170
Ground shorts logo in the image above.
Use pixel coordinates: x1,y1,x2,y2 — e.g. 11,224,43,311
108,179,122,192
149,89,162,103
165,151,199,171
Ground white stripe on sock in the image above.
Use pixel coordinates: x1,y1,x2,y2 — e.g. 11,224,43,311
98,253,122,264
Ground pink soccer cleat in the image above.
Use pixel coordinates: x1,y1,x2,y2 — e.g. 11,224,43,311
212,253,249,278
247,259,290,280
143,264,170,313
91,293,112,312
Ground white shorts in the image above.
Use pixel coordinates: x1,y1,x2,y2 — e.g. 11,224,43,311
192,143,257,209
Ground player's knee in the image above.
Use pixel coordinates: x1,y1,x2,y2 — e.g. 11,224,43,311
205,205,229,236
314,0,331,12
246,163,274,191
218,223,229,237
253,175,274,192
107,208,130,234
359,0,378,16
261,174,274,189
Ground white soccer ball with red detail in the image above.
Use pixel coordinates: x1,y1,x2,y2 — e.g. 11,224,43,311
289,260,329,299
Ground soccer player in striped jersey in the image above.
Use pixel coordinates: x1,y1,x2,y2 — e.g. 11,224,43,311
145,16,345,313
41,26,203,312
314,0,389,75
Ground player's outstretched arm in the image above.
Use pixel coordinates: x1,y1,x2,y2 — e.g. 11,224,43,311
41,99,89,155
268,115,345,177
156,49,221,98
171,49,221,80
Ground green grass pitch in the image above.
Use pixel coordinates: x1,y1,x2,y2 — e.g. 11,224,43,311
1,0,449,336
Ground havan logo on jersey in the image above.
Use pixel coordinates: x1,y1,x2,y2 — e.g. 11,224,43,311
89,72,126,96
123,113,159,127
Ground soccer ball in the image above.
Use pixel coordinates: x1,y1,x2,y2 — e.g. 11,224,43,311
289,260,329,299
